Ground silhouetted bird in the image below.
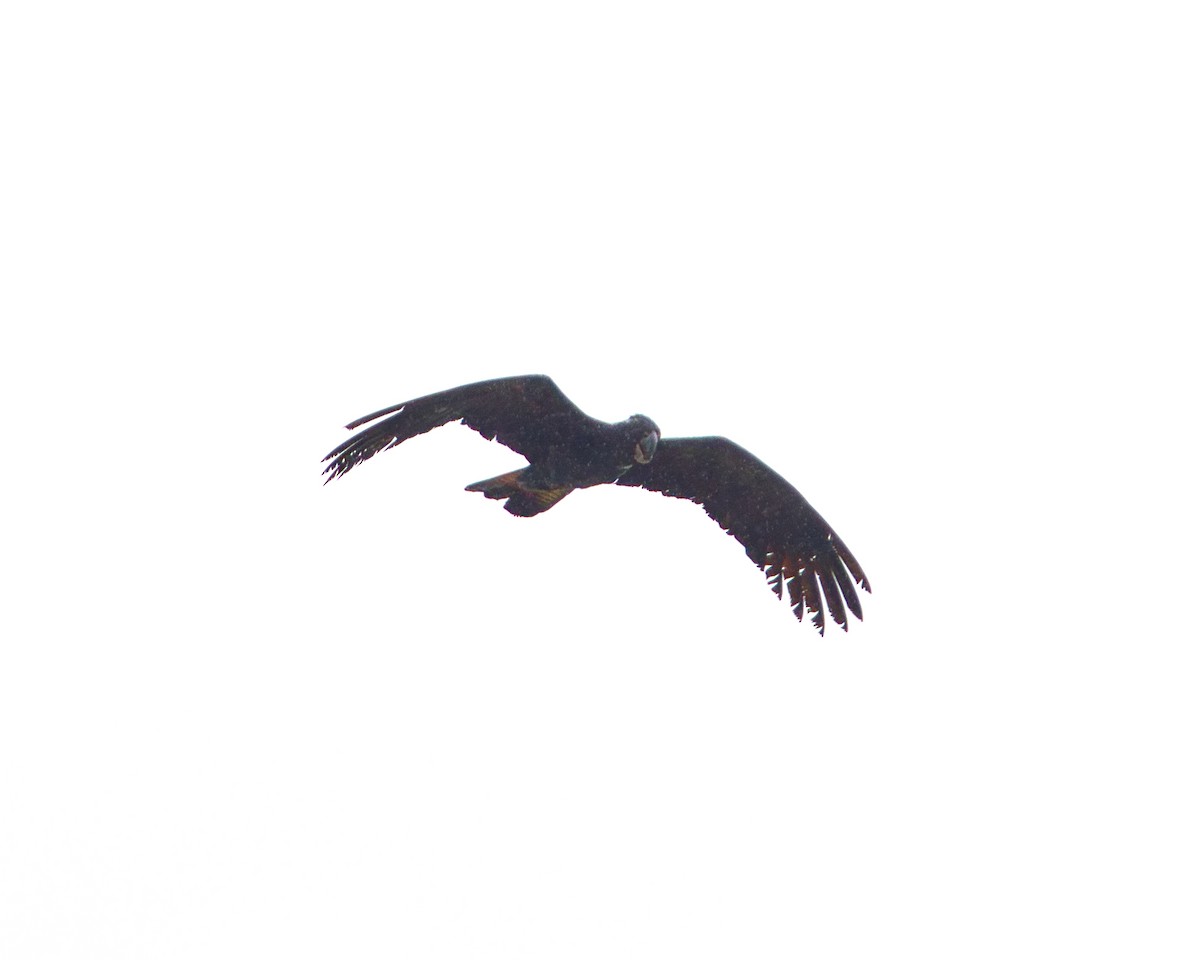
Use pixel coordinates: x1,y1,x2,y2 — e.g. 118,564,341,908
323,375,870,633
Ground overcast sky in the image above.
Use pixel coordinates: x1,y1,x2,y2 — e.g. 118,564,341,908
3,2,1197,957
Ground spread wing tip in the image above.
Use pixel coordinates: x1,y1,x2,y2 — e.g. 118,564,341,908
763,548,869,634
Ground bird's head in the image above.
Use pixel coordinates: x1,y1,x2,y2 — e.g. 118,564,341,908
626,414,661,464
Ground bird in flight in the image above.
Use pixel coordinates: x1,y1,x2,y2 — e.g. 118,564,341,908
323,375,870,633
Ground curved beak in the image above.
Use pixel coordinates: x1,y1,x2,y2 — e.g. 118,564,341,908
634,431,659,464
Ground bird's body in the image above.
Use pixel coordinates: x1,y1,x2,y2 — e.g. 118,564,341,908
323,375,870,633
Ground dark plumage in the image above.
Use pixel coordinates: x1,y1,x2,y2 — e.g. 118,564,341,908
323,375,870,633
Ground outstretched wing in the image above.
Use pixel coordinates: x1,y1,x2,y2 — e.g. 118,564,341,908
322,375,593,482
616,437,870,634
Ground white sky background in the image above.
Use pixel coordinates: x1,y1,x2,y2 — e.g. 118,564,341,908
2,1,1197,957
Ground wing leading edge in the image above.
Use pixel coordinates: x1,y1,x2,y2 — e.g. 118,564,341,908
323,375,593,482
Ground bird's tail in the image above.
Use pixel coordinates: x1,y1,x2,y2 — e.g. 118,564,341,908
465,470,573,517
